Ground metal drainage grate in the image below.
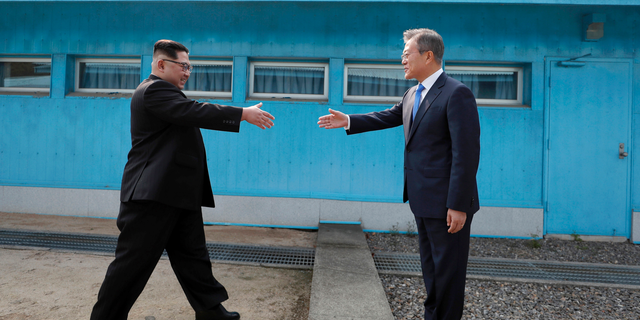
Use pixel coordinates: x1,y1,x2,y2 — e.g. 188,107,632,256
0,229,314,268
468,259,640,286
206,243,314,267
373,252,640,286
374,252,422,274
0,229,118,254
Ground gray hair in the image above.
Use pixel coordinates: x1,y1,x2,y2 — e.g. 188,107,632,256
403,28,444,64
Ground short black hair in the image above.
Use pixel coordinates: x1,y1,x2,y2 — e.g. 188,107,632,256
153,39,189,59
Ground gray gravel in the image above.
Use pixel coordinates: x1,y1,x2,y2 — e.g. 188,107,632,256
367,232,640,319
366,232,640,265
382,276,640,320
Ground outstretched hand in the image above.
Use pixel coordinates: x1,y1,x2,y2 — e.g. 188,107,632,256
318,108,348,129
242,102,275,129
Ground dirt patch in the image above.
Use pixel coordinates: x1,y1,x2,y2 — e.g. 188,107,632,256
0,248,311,320
0,212,316,319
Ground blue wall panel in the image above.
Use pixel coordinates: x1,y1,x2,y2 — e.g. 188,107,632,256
0,96,130,188
477,108,544,207
201,103,405,202
1,1,639,210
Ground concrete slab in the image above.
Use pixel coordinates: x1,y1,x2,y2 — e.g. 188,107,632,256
315,223,369,248
309,223,394,320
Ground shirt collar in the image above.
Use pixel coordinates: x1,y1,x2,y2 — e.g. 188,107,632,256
419,68,444,94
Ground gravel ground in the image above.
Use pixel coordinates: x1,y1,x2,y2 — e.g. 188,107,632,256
366,232,640,266
367,232,640,319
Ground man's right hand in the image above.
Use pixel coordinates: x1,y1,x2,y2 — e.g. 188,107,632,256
318,108,348,129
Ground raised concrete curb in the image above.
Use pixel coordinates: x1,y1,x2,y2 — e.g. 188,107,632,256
308,222,394,320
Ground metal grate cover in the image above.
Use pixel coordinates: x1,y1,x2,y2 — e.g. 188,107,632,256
373,252,640,286
206,242,314,267
5,229,640,286
0,229,118,254
0,229,314,268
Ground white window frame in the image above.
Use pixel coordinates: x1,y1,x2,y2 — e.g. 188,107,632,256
249,61,329,100
343,64,412,102
75,58,140,93
445,65,523,105
182,60,233,98
0,57,51,93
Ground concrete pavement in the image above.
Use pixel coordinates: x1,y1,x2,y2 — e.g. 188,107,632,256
309,222,394,320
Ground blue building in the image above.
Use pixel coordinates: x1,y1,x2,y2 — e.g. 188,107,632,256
1,0,638,242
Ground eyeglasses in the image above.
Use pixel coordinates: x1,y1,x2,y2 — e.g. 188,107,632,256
163,59,193,72
401,51,429,61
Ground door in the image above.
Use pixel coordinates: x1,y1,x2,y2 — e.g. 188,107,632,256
545,58,631,237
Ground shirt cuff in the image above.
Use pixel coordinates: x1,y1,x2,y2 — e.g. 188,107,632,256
345,115,351,130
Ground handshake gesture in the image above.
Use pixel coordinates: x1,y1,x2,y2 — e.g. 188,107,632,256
317,108,349,129
242,102,275,129
243,105,350,131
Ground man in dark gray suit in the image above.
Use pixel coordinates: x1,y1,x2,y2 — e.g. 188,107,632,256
318,28,480,320
91,40,274,320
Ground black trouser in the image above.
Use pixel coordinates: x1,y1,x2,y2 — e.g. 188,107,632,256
415,214,473,320
90,201,228,320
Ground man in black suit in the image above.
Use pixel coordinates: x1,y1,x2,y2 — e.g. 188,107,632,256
91,40,274,320
318,28,480,320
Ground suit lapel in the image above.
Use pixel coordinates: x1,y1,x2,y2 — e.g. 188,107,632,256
406,73,447,145
403,86,416,142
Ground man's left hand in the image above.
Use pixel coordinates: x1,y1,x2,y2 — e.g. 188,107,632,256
241,102,275,129
447,209,467,234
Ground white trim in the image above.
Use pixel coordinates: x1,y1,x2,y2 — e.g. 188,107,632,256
75,58,140,93
182,60,233,98
249,61,329,100
445,65,523,105
0,57,51,93
343,64,412,103
0,186,545,238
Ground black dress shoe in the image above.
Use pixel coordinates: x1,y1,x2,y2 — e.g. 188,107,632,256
195,304,240,320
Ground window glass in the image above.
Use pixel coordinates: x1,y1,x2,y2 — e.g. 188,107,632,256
344,64,417,102
250,62,328,99
346,66,414,100
446,66,522,105
183,62,232,95
77,59,140,92
0,60,51,91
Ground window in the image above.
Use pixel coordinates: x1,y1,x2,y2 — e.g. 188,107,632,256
76,58,140,93
344,64,418,102
344,64,414,102
183,61,232,97
249,62,328,100
446,66,523,105
0,58,51,92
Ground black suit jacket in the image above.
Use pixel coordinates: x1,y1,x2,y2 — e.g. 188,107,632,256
120,74,243,211
348,72,480,219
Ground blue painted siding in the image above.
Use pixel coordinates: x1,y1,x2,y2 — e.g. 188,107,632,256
0,96,130,189
0,1,639,213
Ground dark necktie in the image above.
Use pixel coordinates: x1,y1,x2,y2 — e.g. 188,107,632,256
412,84,425,120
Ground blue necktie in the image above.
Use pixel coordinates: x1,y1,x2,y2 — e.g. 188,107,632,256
412,84,425,120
